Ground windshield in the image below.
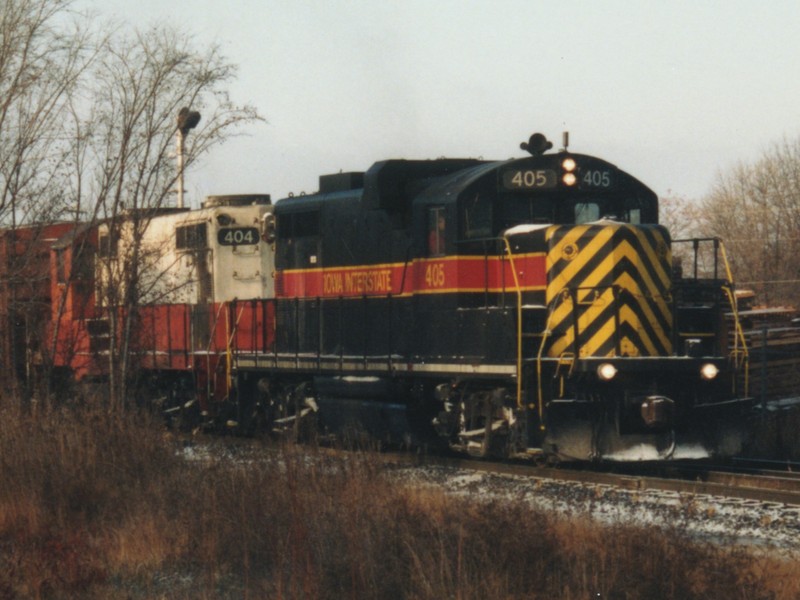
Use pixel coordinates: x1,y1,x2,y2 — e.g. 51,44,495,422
495,194,650,232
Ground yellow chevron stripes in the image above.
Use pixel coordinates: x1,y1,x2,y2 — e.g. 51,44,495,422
546,225,615,303
547,287,615,357
613,270,672,346
544,222,673,358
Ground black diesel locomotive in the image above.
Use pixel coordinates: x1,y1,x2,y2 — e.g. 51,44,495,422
231,133,750,460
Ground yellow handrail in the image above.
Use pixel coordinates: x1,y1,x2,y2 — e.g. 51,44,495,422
718,240,749,394
535,289,570,430
501,236,524,410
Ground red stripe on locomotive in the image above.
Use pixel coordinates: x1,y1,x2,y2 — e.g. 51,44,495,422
275,253,547,299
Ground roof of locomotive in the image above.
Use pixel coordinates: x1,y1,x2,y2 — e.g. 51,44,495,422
273,157,492,214
414,152,657,204
273,151,657,215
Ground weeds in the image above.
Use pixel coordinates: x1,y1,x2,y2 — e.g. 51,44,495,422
0,400,797,598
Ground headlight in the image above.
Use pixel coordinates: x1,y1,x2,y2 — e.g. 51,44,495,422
700,363,719,380
597,363,617,381
562,157,577,185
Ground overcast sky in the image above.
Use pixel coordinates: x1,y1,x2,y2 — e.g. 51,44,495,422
78,0,800,207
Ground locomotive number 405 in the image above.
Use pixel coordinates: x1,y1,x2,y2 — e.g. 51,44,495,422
502,169,557,190
582,170,612,188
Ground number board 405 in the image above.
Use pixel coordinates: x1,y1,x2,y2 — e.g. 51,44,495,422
581,169,614,188
501,169,557,191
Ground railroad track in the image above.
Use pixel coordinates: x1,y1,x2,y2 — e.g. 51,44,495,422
178,433,800,507
378,451,800,507
178,435,800,553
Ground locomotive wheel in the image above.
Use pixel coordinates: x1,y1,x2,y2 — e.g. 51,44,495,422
454,388,515,458
165,398,201,432
269,382,319,442
159,376,200,432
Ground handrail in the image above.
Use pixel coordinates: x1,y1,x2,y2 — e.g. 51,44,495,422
673,237,749,394
535,288,570,431
718,241,749,394
501,235,524,410
225,300,246,399
202,301,229,401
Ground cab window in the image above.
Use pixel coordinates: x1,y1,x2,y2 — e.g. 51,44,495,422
574,202,600,224
463,194,492,239
573,200,643,224
176,223,208,250
428,207,446,256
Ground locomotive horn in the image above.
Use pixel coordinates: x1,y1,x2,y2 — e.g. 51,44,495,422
520,133,553,156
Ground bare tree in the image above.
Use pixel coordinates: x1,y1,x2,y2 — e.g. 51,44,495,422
0,3,262,404
658,193,716,282
699,137,800,305
74,25,262,408
0,0,95,398
0,0,94,224
660,193,700,241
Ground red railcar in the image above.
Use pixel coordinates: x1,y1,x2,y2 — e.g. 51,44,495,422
0,222,76,394
49,223,101,380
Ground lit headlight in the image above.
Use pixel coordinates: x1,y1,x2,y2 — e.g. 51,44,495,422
700,363,719,380
562,158,577,185
597,363,617,381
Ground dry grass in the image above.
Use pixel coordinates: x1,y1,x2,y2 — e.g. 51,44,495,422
0,399,798,599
